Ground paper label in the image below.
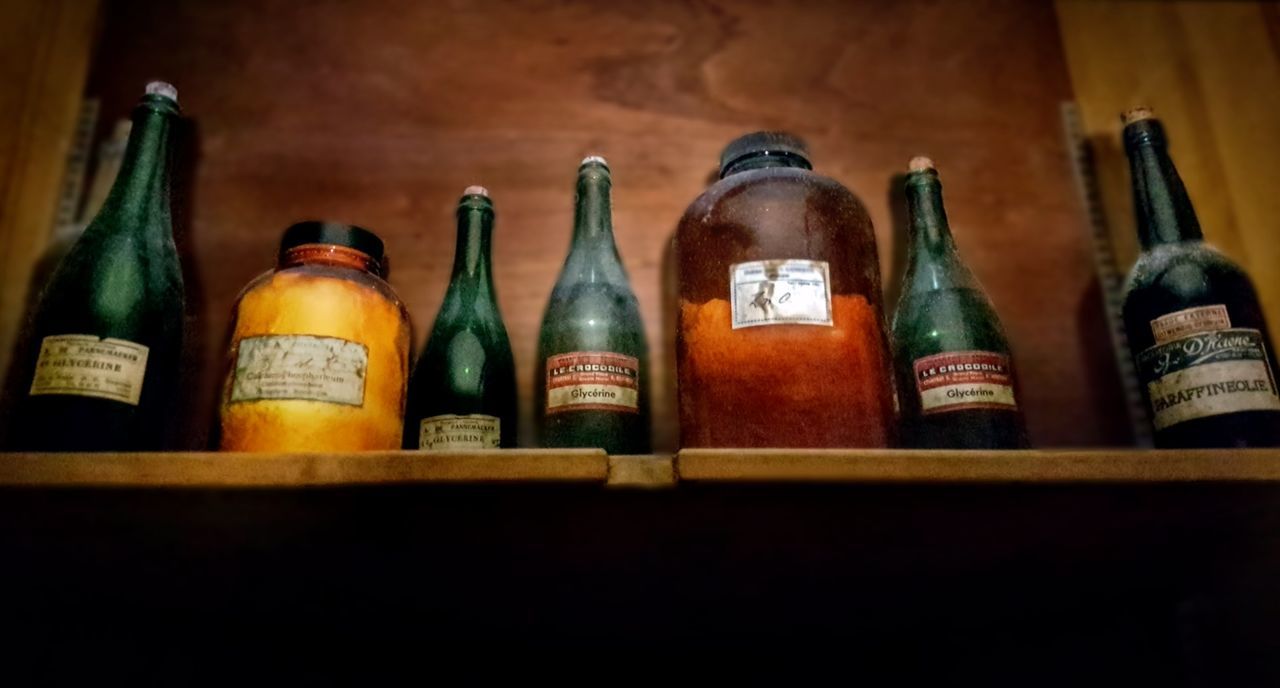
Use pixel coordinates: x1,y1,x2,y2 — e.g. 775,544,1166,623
545,352,639,414
29,335,149,405
914,351,1018,414
1150,305,1231,345
730,259,833,329
230,335,368,406
1137,327,1280,430
419,414,500,450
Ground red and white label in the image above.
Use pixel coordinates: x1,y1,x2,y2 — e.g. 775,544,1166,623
1150,305,1231,345
545,352,639,414
913,351,1018,415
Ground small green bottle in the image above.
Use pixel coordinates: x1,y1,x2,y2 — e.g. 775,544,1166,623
535,156,651,454
404,187,517,450
891,157,1029,449
11,82,185,451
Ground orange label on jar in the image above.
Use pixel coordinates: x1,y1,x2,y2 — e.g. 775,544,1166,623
914,351,1017,415
545,352,639,414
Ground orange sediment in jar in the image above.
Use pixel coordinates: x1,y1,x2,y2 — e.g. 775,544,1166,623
678,294,894,448
219,271,409,451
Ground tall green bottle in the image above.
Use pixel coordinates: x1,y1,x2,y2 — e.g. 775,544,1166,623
11,82,185,451
535,156,651,454
891,157,1029,449
403,186,517,450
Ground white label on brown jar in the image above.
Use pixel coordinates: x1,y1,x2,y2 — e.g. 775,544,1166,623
230,335,368,407
1137,328,1280,430
1150,305,1231,345
545,352,639,414
419,414,501,450
730,259,833,329
29,335,149,405
914,351,1018,414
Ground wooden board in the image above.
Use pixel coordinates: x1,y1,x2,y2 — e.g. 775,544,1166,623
1055,0,1280,346
62,0,1131,450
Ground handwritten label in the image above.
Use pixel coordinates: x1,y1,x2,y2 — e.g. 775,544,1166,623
230,335,368,407
730,259,833,329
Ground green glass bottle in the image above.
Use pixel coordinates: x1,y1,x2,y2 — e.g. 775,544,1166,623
535,156,651,454
1120,108,1280,447
891,157,1029,449
10,82,185,451
403,187,517,450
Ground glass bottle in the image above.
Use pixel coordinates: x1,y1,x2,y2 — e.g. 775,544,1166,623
535,156,651,454
10,82,184,451
218,222,411,452
676,131,894,448
403,187,517,450
891,157,1029,449
1120,108,1280,447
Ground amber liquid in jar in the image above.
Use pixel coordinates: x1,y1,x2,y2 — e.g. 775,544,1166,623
676,133,895,448
218,223,411,452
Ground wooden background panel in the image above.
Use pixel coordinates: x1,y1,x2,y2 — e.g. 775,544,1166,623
1056,0,1280,345
80,0,1129,449
0,0,99,404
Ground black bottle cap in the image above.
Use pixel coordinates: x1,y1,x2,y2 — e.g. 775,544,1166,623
279,221,385,264
719,131,812,177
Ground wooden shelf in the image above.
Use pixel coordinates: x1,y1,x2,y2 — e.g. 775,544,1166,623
677,448,1280,483
4,448,1280,488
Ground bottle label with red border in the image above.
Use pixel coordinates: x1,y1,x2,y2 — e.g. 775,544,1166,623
545,352,639,414
913,350,1018,415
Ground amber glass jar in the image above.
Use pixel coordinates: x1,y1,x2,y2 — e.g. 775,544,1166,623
218,222,411,452
676,132,895,448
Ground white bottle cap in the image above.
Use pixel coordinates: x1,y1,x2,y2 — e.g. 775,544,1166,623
908,156,935,172
581,155,609,168
463,185,489,197
145,81,178,103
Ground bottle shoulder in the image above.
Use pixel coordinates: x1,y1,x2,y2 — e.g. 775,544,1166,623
679,169,871,232
891,287,1012,358
1123,241,1256,306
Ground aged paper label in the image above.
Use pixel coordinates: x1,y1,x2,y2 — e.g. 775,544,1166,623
1150,305,1231,345
1137,328,1280,430
230,335,368,406
419,414,500,450
29,335,149,405
730,259,833,329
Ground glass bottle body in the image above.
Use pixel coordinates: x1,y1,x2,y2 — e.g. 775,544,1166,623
676,165,895,448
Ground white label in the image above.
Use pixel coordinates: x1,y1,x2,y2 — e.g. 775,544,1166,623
29,335,149,405
545,352,640,414
730,259,833,329
230,335,368,407
419,414,500,450
1138,328,1280,430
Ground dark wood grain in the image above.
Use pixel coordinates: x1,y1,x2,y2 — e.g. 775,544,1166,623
83,0,1130,449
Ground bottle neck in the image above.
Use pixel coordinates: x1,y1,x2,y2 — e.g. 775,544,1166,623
280,245,381,275
449,199,495,293
902,170,974,293
96,95,177,237
720,152,812,178
1125,120,1203,249
564,164,625,280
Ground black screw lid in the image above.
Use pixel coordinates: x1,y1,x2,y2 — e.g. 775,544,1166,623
719,131,812,177
279,221,385,264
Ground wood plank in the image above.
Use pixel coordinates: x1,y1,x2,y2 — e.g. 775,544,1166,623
0,448,607,487
1055,0,1280,345
74,0,1129,450
0,0,99,395
678,448,1280,483
606,454,676,488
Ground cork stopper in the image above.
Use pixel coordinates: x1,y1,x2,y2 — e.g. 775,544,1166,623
908,156,935,173
580,155,609,168
462,185,489,198
145,81,178,103
1121,107,1155,125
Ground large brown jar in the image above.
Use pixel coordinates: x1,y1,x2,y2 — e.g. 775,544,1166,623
218,222,411,452
676,132,895,448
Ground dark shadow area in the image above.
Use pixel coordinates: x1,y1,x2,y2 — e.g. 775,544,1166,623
658,229,679,453
882,172,911,314
170,115,211,449
1077,276,1138,447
